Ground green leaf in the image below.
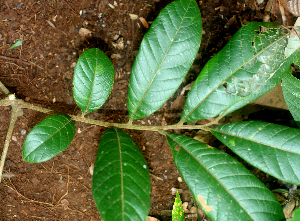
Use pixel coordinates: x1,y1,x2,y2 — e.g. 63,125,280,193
127,0,202,121
166,133,284,221
181,22,299,123
9,39,22,50
92,128,150,221
212,121,300,184
172,190,184,221
23,115,75,163
73,48,114,115
166,133,285,221
282,51,300,127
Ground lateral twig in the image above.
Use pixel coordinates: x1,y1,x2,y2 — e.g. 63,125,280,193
0,81,10,95
62,0,78,15
0,100,23,183
16,98,208,131
3,166,70,207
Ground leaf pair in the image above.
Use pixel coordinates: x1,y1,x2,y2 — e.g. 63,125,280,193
167,120,300,221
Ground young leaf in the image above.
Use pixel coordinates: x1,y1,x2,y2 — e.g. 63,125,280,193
9,39,22,50
73,48,114,115
212,121,300,185
282,52,300,127
172,190,184,221
166,133,284,221
181,22,300,123
92,128,150,221
127,0,202,121
23,115,75,163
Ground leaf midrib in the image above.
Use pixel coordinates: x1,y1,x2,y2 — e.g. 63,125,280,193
84,49,98,115
130,0,193,121
166,133,255,219
181,27,290,122
115,128,125,221
211,125,300,155
25,117,72,159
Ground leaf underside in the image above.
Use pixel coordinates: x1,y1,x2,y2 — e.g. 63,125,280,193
166,133,284,221
181,22,299,122
73,48,114,115
23,115,75,163
92,128,150,221
127,0,202,121
212,121,300,184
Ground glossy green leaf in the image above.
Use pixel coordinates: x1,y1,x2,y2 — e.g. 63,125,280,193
127,0,202,121
166,133,284,221
23,115,75,163
73,48,114,115
172,190,184,221
282,51,300,127
181,22,299,123
92,128,150,221
212,121,300,184
9,39,22,50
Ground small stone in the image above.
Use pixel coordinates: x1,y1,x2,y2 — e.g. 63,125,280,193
21,129,26,135
31,177,40,185
11,136,17,142
178,177,183,182
190,206,197,213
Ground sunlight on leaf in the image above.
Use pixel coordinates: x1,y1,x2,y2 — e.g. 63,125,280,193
23,115,75,163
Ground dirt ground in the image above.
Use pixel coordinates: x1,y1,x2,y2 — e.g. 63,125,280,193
0,0,297,220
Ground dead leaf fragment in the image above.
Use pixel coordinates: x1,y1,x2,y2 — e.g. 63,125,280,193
197,195,213,212
190,206,197,213
89,163,94,176
282,0,300,17
175,146,180,151
182,202,189,213
139,17,149,28
146,216,160,221
61,199,69,210
284,199,295,219
129,13,139,20
46,20,56,29
79,28,92,36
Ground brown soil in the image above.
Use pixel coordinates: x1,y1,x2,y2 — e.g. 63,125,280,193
0,0,294,221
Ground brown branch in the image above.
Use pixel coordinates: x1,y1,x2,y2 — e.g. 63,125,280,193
0,81,10,95
0,98,23,183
